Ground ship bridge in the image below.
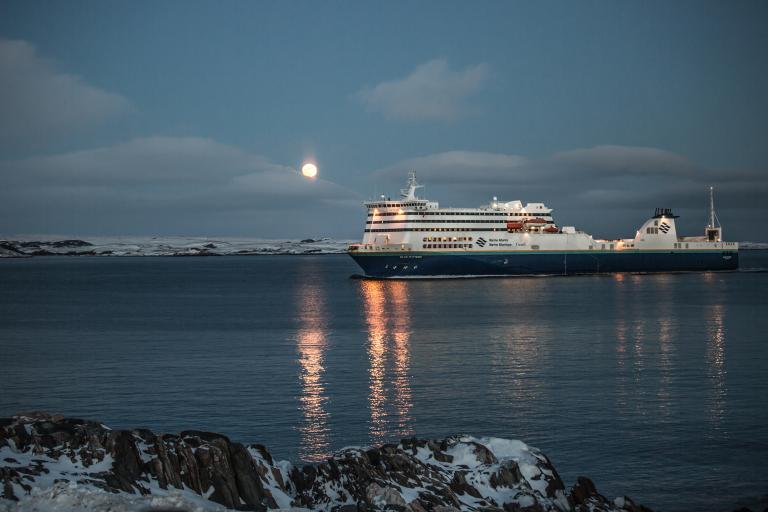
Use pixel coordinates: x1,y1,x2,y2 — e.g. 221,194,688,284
364,171,437,211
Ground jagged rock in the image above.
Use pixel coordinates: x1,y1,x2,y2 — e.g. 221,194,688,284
468,441,498,465
0,241,26,258
450,471,482,499
613,496,653,512
490,465,522,489
0,413,651,511
570,476,601,506
367,482,407,508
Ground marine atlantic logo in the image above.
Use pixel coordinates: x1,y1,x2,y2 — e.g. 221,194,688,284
476,237,487,247
659,222,671,234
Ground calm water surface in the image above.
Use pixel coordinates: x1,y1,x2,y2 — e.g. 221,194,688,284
1,253,767,511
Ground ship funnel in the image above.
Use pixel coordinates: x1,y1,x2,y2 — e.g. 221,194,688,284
653,207,678,218
635,209,679,247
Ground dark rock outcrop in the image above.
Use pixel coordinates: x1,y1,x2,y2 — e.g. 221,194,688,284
0,241,26,257
50,240,93,248
0,413,650,511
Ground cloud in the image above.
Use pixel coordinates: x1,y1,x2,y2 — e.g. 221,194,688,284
0,39,129,149
354,59,489,121
0,137,362,237
551,145,697,178
373,150,528,184
371,145,768,240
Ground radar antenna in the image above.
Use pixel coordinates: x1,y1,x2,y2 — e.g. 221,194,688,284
400,170,423,200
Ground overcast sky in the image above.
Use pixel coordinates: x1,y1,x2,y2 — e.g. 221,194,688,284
1,1,767,240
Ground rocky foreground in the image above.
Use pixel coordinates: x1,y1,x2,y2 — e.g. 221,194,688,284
0,413,651,512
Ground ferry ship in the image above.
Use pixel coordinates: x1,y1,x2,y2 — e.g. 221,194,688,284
347,172,738,277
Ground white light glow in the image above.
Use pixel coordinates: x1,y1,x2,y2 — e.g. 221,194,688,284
302,163,318,178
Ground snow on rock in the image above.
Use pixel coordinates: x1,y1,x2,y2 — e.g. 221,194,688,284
0,242,27,258
0,482,231,512
0,237,353,257
0,413,652,511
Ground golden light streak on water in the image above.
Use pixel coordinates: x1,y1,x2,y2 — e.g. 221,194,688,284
706,303,727,430
361,280,388,443
615,317,629,409
632,319,645,375
295,281,330,462
360,279,414,444
657,317,673,416
648,275,675,416
631,314,649,416
389,281,413,437
613,271,629,409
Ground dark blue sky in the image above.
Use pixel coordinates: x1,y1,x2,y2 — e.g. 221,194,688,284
1,1,767,239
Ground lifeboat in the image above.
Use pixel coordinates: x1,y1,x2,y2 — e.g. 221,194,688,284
543,225,559,233
524,217,548,226
506,221,525,231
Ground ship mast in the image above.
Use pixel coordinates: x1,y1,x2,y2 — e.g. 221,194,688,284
706,186,722,242
400,170,423,200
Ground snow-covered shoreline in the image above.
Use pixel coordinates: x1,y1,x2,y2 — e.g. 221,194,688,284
2,237,768,259
0,237,354,258
1,413,650,512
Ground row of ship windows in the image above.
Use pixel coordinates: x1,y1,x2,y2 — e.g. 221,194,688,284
423,236,473,242
422,244,471,249
367,202,424,208
367,219,555,224
365,228,509,232
368,211,550,217
646,227,662,234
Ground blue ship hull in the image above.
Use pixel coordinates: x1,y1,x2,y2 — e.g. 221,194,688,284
349,250,739,278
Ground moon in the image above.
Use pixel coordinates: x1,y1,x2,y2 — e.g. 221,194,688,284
301,163,318,178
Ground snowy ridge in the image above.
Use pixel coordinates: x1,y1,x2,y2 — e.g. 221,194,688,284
0,237,353,257
0,413,651,512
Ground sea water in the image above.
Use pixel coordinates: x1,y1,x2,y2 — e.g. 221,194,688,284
1,252,767,511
